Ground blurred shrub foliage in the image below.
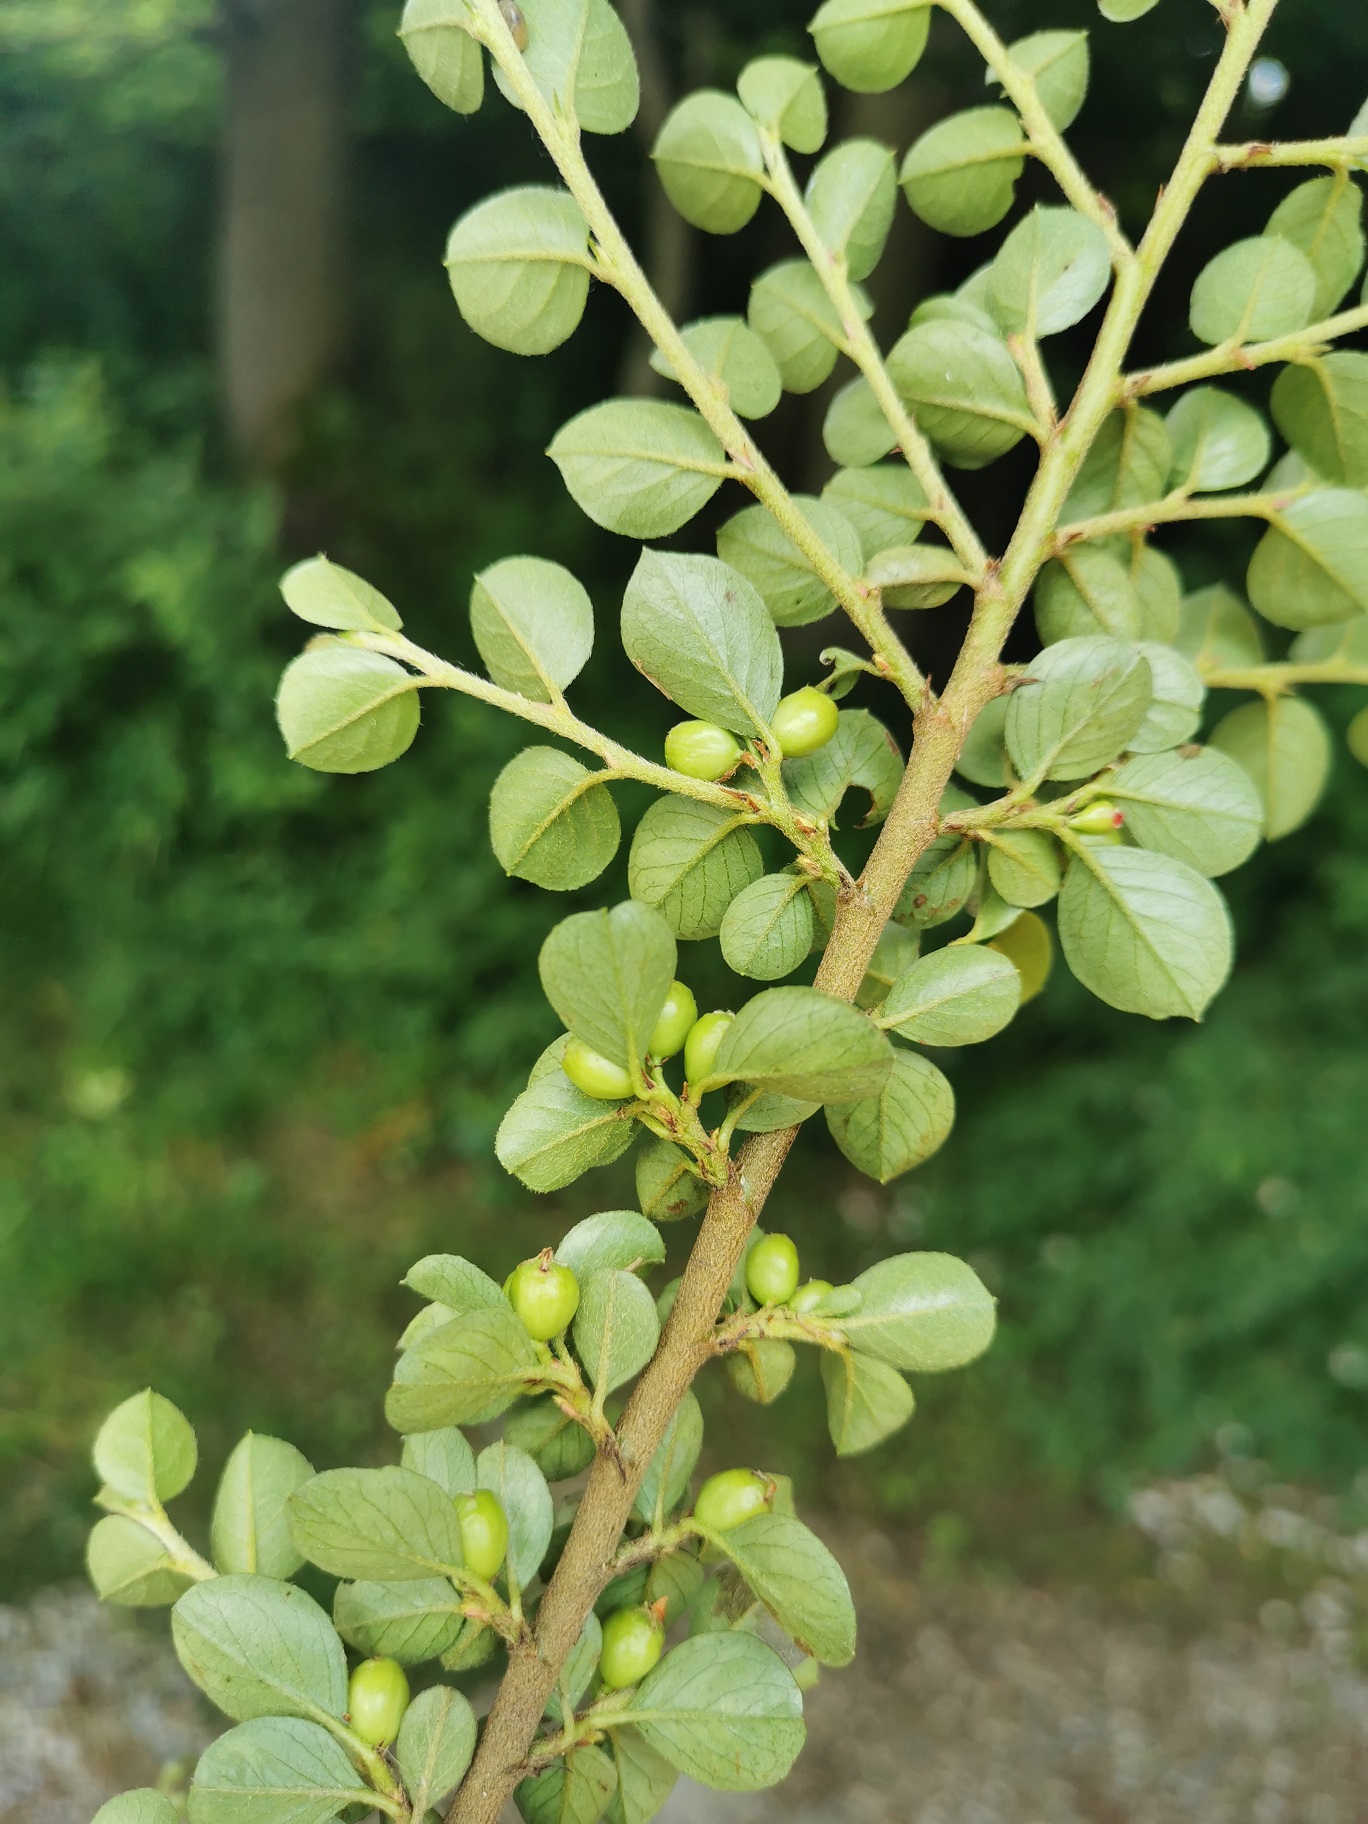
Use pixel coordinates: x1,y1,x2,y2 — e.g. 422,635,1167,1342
4,0,1368,1594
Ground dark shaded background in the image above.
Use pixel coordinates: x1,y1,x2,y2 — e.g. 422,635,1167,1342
3,0,1368,1598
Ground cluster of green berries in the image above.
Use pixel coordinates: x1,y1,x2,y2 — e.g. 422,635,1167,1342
560,976,737,1106
664,685,840,783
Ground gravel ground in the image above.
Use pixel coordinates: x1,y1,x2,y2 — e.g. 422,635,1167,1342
7,1513,1368,1824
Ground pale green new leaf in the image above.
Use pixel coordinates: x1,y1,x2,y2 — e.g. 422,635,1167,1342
996,29,1090,130
490,748,620,892
990,206,1111,338
653,92,764,235
821,1350,915,1456
87,1516,195,1608
1005,636,1152,781
1110,747,1263,877
702,1512,855,1667
280,556,402,633
1189,235,1316,346
495,1073,636,1193
880,944,1021,1045
171,1576,347,1725
825,1050,955,1183
1167,386,1271,492
650,317,782,420
333,1577,466,1665
211,1434,314,1580
478,1442,554,1587
899,107,1026,237
720,873,815,981
805,138,897,283
288,1465,465,1582
1246,489,1368,628
1267,174,1365,319
1209,695,1333,839
400,0,484,115
621,550,782,735
396,1685,477,1816
188,1717,372,1824
1057,843,1233,1020
494,0,639,136
94,1388,197,1506
736,56,828,154
888,319,1033,469
276,647,420,775
629,797,764,940
470,556,594,700
710,985,894,1103
539,901,676,1071
809,0,931,94
445,187,592,355
627,1633,805,1792
387,1305,542,1430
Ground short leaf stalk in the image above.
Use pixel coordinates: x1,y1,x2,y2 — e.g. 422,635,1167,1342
81,5,1368,1824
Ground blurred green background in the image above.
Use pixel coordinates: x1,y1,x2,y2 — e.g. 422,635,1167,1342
4,0,1368,1600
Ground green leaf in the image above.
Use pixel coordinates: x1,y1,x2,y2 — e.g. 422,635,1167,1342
1035,546,1144,644
956,695,1011,787
400,0,484,115
627,1632,804,1791
725,1339,797,1405
716,496,862,629
1110,747,1263,877
211,1434,314,1579
494,0,639,136
805,139,897,283
822,464,929,559
990,206,1111,338
1290,617,1368,664
1166,385,1271,492
172,1575,346,1725
635,1138,708,1224
478,1442,554,1586
470,556,593,700
490,748,620,893
1099,0,1159,19
333,1577,466,1665
573,1268,661,1393
87,1515,195,1608
188,1717,372,1824
276,646,420,775
809,0,931,93
825,1049,955,1182
996,29,1089,130
517,1747,618,1824
94,1388,197,1506
895,833,977,928
748,260,866,395
94,1793,180,1824
629,797,765,940
1175,582,1264,669
821,1350,914,1456
1267,174,1366,318
404,1255,506,1315
650,317,782,421
445,186,592,355
388,1306,542,1430
899,107,1026,237
280,556,402,633
736,56,827,154
621,550,782,736
781,708,903,827
984,830,1064,910
652,91,764,234
557,1211,666,1278
731,1089,823,1134
880,944,1021,1045
402,1427,478,1498
634,1390,704,1526
1061,405,1172,524
842,1252,995,1368
547,1614,604,1727
505,1399,597,1481
1209,695,1333,839
823,377,897,467
396,1685,477,1816
709,986,894,1102
1189,235,1317,346
1246,488,1368,628
869,543,973,609
550,401,729,540
288,1466,465,1582
704,1512,854,1667
1135,545,1183,643
1007,636,1152,781
606,1730,678,1824
888,320,1033,470
495,1073,637,1193
1057,843,1233,1019
719,873,815,981
1129,641,1205,751
539,901,676,1072
1271,353,1368,488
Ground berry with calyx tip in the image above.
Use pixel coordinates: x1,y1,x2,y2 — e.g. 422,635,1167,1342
347,1657,409,1747
746,1234,800,1306
1068,801,1125,836
562,1036,635,1101
455,1489,509,1581
650,981,699,1060
598,1601,667,1689
684,1010,733,1088
508,1251,581,1341
665,720,744,781
790,1278,834,1315
693,1467,775,1533
771,687,840,759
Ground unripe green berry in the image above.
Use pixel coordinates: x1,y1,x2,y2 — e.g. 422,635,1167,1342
598,1603,666,1689
1068,800,1125,837
746,1234,800,1306
771,687,839,759
693,1467,774,1533
347,1657,409,1747
790,1277,834,1316
683,1010,733,1088
649,980,699,1059
665,720,744,781
508,1251,580,1342
455,1489,509,1581
562,1036,635,1101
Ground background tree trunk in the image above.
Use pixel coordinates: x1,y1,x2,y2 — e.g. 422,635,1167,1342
217,0,354,470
